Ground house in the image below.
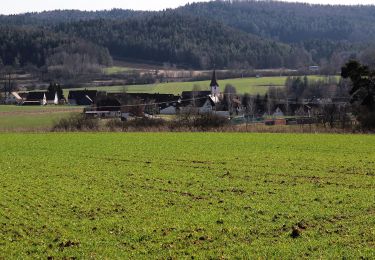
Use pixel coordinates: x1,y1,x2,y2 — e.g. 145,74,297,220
309,65,320,71
23,91,50,105
179,90,215,114
96,96,122,112
232,96,243,115
85,96,122,118
23,91,64,105
4,92,23,104
107,93,180,115
179,95,216,114
273,107,284,117
68,90,98,105
160,105,177,115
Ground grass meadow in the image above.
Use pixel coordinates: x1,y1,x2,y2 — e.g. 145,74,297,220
0,133,374,258
64,75,336,96
0,106,82,131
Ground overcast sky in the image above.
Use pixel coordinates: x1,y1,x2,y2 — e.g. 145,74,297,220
0,0,374,15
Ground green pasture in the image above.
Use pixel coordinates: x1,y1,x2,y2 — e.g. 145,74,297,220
65,75,337,96
0,105,82,113
0,105,83,131
103,66,132,75
0,133,374,258
0,113,69,131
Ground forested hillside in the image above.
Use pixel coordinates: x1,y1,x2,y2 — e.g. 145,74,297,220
0,9,147,25
1,0,375,70
179,0,375,64
179,1,375,43
55,13,301,69
0,26,112,68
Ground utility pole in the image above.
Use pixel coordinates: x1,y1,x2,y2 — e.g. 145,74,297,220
8,72,11,95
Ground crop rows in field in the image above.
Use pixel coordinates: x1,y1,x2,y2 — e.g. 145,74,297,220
0,133,374,258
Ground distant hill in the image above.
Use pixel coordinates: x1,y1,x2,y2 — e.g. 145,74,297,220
0,25,112,68
1,0,375,70
179,1,375,43
0,9,147,25
54,13,301,69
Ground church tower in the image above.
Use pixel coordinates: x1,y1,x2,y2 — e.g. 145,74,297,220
210,70,220,97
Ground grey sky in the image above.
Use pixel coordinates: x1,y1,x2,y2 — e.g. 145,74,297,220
0,0,373,15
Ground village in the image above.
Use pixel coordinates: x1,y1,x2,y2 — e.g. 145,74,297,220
1,70,346,127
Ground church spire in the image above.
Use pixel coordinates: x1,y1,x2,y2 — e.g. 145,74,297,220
210,70,219,87
210,70,220,97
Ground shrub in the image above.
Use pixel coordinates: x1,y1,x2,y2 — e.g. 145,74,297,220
356,108,375,130
105,118,125,131
52,114,99,131
127,118,166,128
193,113,229,129
105,117,166,131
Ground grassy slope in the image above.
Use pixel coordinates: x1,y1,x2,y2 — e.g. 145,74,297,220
0,133,374,258
0,106,82,131
65,75,336,96
0,113,69,131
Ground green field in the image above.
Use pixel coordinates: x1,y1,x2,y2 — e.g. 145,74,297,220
1,133,374,258
0,105,82,113
103,66,132,75
65,75,336,96
0,106,82,131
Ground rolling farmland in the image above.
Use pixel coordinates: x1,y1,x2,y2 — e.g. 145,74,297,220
0,133,374,258
65,75,337,96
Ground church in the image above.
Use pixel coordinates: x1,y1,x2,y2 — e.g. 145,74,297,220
178,70,223,114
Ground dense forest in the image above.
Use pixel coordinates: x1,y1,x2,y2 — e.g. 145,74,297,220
1,0,375,71
55,13,300,69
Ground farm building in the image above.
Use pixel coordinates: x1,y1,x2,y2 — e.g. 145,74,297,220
68,90,99,105
95,96,122,112
179,91,217,114
85,96,122,118
22,92,55,105
107,93,180,115
273,107,284,117
4,92,23,104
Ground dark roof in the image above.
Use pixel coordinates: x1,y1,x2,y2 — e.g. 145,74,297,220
108,93,179,103
68,90,98,100
210,70,219,87
96,97,121,111
68,90,98,105
181,91,211,100
108,93,180,110
22,101,41,106
26,91,53,101
180,95,215,108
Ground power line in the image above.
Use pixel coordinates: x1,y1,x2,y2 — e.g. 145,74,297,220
90,93,350,110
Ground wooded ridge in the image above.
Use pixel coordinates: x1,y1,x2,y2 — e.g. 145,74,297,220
0,0,374,70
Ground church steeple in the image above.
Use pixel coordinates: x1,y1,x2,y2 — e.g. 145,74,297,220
210,70,219,88
210,70,220,97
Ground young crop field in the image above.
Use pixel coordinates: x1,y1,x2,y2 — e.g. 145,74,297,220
0,133,374,258
0,106,82,131
65,75,336,96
